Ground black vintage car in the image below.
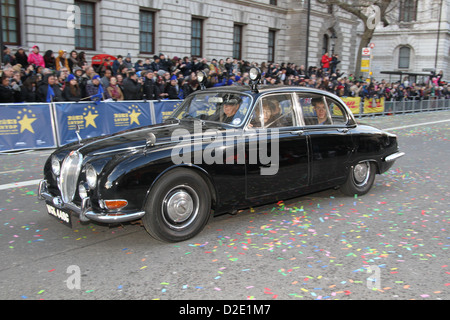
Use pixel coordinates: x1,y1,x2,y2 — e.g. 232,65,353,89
38,68,404,242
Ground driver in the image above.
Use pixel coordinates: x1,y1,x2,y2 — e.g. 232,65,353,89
221,98,240,123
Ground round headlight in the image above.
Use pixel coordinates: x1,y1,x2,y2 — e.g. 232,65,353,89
51,156,61,176
249,67,261,82
85,165,97,189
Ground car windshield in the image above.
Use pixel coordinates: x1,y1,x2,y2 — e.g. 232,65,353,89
171,92,252,127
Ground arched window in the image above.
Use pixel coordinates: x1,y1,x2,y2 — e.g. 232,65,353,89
398,46,410,69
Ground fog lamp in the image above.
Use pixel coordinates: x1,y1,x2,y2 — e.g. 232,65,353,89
103,200,128,210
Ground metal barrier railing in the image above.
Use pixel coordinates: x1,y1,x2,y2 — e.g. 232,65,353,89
356,98,450,118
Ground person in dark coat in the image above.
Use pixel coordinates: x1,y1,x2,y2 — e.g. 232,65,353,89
182,79,200,98
165,75,180,100
122,72,142,100
62,74,82,101
20,75,38,102
36,74,63,102
43,50,56,69
143,71,156,100
0,75,15,103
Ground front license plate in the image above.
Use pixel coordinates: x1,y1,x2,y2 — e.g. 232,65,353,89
46,204,72,227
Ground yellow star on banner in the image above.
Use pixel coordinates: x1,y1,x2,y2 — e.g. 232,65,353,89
19,114,37,133
129,109,141,125
84,111,99,128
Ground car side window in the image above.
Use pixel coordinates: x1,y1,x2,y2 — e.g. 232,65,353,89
297,94,347,126
249,94,294,128
325,97,347,125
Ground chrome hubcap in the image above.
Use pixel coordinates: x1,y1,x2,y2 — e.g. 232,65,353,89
353,162,370,186
162,185,199,230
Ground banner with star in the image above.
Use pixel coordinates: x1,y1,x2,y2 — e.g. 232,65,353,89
104,101,152,134
53,101,153,146
153,100,183,124
53,102,108,145
0,103,57,152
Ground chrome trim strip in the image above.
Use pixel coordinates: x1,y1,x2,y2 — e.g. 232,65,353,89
93,146,142,156
59,151,83,203
384,152,405,162
85,211,145,223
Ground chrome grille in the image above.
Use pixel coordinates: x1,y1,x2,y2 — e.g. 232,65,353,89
59,151,83,203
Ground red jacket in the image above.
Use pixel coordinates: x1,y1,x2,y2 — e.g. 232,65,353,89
28,52,45,68
321,54,332,69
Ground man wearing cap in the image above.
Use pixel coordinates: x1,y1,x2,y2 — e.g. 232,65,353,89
208,95,242,124
63,74,82,101
85,74,104,100
150,55,161,72
220,98,241,123
123,53,133,69
165,75,180,100
159,53,171,72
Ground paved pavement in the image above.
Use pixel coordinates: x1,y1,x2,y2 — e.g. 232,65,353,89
0,110,449,305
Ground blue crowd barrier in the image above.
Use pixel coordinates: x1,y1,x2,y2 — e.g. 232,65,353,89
0,100,183,152
54,101,154,146
153,100,183,124
0,103,57,152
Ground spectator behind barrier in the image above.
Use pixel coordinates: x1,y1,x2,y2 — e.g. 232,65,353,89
0,45,449,104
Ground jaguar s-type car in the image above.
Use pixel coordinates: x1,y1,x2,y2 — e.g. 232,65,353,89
38,68,404,242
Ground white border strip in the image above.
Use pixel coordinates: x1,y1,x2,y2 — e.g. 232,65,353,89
384,119,450,131
0,179,41,191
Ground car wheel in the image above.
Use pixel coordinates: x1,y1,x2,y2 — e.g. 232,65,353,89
142,168,211,242
340,161,376,196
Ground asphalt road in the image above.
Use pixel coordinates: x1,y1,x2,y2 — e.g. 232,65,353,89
0,110,449,304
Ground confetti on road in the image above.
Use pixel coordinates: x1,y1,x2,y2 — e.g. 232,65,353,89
1,114,449,300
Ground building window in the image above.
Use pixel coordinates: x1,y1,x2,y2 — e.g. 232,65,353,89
322,34,329,55
140,10,155,54
233,24,243,60
327,5,333,14
268,29,276,63
398,46,410,69
399,0,417,22
269,0,277,5
2,0,21,45
75,1,95,50
191,18,202,58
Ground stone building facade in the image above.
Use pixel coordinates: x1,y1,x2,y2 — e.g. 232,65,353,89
370,0,449,81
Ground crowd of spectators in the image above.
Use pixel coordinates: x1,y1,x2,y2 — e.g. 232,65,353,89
0,45,448,104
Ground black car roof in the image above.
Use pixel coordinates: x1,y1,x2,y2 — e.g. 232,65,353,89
202,85,336,98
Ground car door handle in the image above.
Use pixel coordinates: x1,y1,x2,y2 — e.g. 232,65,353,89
337,128,349,133
290,130,304,136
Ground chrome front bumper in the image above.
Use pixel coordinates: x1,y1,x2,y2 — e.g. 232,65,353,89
38,180,145,224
